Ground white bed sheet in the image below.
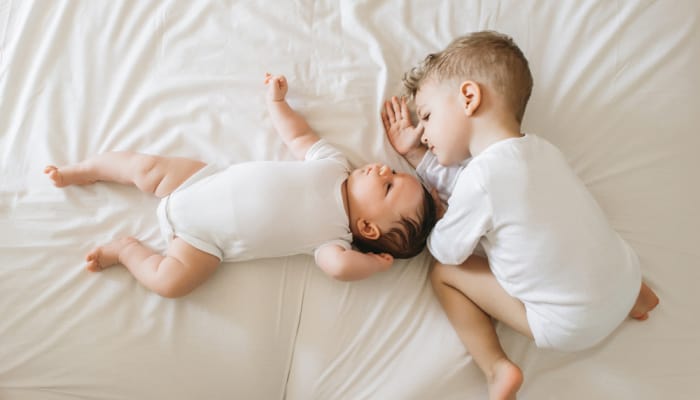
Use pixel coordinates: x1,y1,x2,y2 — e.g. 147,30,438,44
1,1,699,399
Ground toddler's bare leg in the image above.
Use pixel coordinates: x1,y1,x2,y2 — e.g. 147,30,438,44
44,151,206,197
629,282,659,320
431,255,531,400
85,237,219,298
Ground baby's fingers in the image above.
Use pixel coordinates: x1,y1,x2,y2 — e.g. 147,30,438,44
378,252,393,263
380,254,394,270
264,73,286,85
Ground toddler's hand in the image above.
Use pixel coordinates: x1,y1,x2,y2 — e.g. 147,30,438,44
265,73,288,101
381,96,424,156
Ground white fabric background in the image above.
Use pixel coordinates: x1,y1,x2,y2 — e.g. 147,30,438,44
1,1,699,399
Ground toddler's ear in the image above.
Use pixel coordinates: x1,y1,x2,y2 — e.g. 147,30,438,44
459,80,482,116
356,219,381,240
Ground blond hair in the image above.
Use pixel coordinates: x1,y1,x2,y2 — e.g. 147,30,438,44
403,30,533,123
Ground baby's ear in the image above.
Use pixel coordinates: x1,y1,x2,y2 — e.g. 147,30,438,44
356,219,381,240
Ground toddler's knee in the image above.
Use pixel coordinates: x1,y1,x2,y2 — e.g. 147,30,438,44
429,262,450,289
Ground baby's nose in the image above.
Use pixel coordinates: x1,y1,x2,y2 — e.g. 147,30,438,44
378,164,390,176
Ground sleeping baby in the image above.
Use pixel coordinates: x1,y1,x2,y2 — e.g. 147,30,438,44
44,73,437,298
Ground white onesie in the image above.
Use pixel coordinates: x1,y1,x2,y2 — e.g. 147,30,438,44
418,134,641,352
157,139,353,263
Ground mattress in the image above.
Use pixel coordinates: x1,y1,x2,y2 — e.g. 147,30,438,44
1,1,699,399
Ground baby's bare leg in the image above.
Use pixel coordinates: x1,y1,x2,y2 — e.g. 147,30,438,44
45,152,206,197
86,237,219,298
431,256,531,400
629,282,659,320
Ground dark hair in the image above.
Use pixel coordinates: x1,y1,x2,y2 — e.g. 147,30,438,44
353,185,437,258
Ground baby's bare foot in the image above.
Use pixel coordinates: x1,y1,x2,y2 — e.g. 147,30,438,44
44,163,95,187
44,165,67,187
488,358,523,400
629,282,659,320
85,237,139,272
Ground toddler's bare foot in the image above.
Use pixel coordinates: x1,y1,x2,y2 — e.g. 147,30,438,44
487,358,523,400
44,164,96,187
629,282,659,320
85,237,139,272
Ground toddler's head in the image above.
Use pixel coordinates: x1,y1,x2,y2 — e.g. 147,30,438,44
345,163,436,258
404,30,532,122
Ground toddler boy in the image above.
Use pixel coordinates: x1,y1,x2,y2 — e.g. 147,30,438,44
382,32,659,400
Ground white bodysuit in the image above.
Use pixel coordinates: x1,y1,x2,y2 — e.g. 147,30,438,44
417,134,641,352
157,140,353,263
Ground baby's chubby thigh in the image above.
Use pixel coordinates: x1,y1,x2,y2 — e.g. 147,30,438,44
154,238,221,298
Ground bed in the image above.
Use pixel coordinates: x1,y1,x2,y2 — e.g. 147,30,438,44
1,1,699,399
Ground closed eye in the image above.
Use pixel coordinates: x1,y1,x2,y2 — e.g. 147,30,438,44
421,113,430,121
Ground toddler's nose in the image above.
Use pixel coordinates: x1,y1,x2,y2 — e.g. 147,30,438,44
378,164,390,176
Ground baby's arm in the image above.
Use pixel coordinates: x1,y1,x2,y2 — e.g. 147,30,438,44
265,73,320,160
316,244,393,281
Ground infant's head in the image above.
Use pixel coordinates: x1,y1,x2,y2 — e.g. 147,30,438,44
345,163,436,258
404,30,533,124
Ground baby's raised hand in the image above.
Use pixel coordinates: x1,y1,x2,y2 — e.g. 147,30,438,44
265,73,288,101
381,96,424,156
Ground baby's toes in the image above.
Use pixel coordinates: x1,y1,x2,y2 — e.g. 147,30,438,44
85,260,102,272
629,309,650,320
44,166,64,186
85,249,102,272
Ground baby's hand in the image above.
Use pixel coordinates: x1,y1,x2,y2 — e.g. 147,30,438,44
381,96,424,156
265,73,288,102
370,252,394,272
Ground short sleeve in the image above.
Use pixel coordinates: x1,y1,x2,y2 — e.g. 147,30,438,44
428,165,492,265
305,139,351,170
415,151,469,203
313,239,352,265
